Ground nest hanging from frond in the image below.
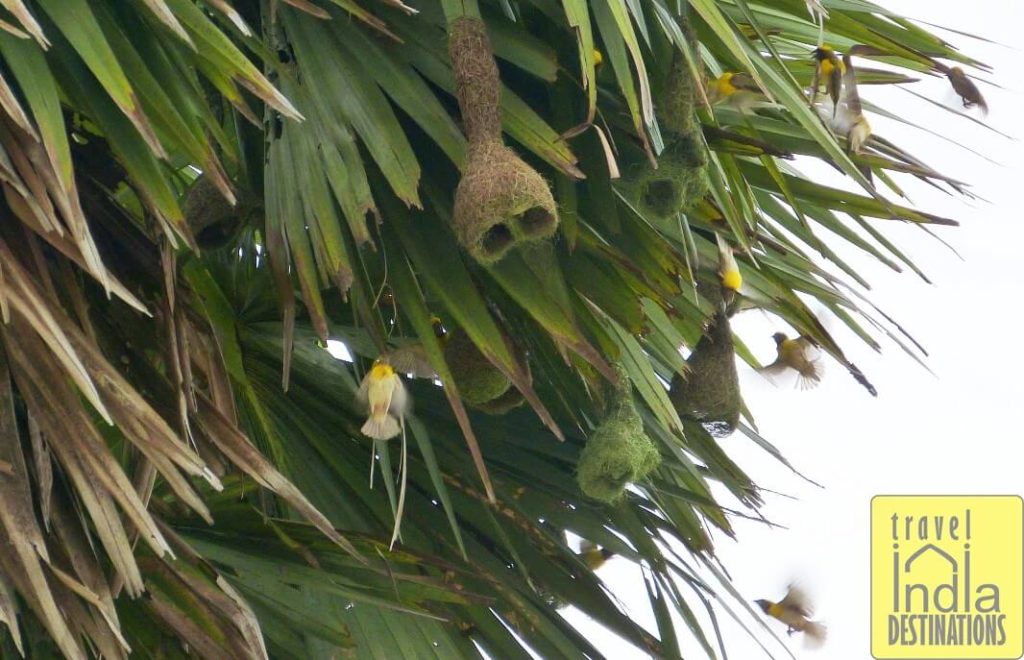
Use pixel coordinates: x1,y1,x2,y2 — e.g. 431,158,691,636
443,328,512,406
670,308,741,437
474,386,525,415
577,370,661,503
619,134,709,221
184,174,246,250
448,17,558,264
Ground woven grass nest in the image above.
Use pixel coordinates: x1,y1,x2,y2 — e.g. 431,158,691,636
669,308,741,437
619,134,710,221
448,17,558,264
443,328,529,415
577,369,661,503
184,174,247,250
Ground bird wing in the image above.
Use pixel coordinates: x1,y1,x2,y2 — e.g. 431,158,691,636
780,584,814,618
757,359,789,383
730,72,761,93
388,376,410,417
383,344,437,379
840,54,863,116
356,372,371,407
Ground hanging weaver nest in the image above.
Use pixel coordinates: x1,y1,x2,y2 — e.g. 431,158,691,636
669,307,741,437
448,17,558,264
443,328,512,406
474,386,525,415
577,368,661,503
618,134,709,221
184,174,247,250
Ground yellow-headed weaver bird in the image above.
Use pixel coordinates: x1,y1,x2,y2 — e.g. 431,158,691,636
756,585,827,648
357,358,408,440
578,540,614,570
759,332,823,390
838,53,871,154
811,46,844,110
716,233,742,295
947,66,988,115
593,48,604,67
707,72,763,110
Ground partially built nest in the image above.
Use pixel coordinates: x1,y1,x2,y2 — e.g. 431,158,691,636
448,17,558,264
184,174,245,250
669,308,741,437
619,134,709,220
444,328,512,406
577,372,661,503
474,386,525,415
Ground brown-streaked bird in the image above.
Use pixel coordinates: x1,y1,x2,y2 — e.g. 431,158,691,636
838,53,871,154
755,585,827,648
759,332,823,390
947,66,988,115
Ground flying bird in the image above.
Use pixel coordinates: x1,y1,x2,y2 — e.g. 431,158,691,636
756,585,827,647
946,66,988,114
759,332,823,390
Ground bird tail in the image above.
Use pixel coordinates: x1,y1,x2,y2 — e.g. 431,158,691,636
361,414,401,440
803,620,828,648
796,359,824,391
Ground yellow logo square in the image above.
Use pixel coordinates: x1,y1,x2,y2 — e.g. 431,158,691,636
871,495,1023,659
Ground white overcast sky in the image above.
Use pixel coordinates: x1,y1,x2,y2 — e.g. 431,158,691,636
562,1,1024,658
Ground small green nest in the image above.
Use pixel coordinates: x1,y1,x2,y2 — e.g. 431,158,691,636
448,17,558,264
619,134,709,220
444,329,512,406
453,140,558,264
184,174,244,250
474,386,525,415
577,374,661,503
670,308,741,437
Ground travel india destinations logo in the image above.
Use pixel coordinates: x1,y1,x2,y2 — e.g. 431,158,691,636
871,496,1023,659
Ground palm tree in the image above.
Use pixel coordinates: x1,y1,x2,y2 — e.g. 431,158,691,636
0,0,988,657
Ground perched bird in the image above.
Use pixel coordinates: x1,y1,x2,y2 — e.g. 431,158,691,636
716,233,742,295
578,540,615,570
593,48,604,68
357,359,408,440
759,332,823,390
946,66,988,114
707,71,764,110
810,46,844,110
836,54,871,154
756,585,827,647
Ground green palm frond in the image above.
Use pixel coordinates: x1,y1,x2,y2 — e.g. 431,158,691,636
0,0,992,657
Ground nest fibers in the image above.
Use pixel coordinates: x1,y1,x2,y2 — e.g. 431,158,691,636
670,307,741,437
184,174,245,250
448,17,558,264
577,369,661,503
443,328,512,406
619,134,709,220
